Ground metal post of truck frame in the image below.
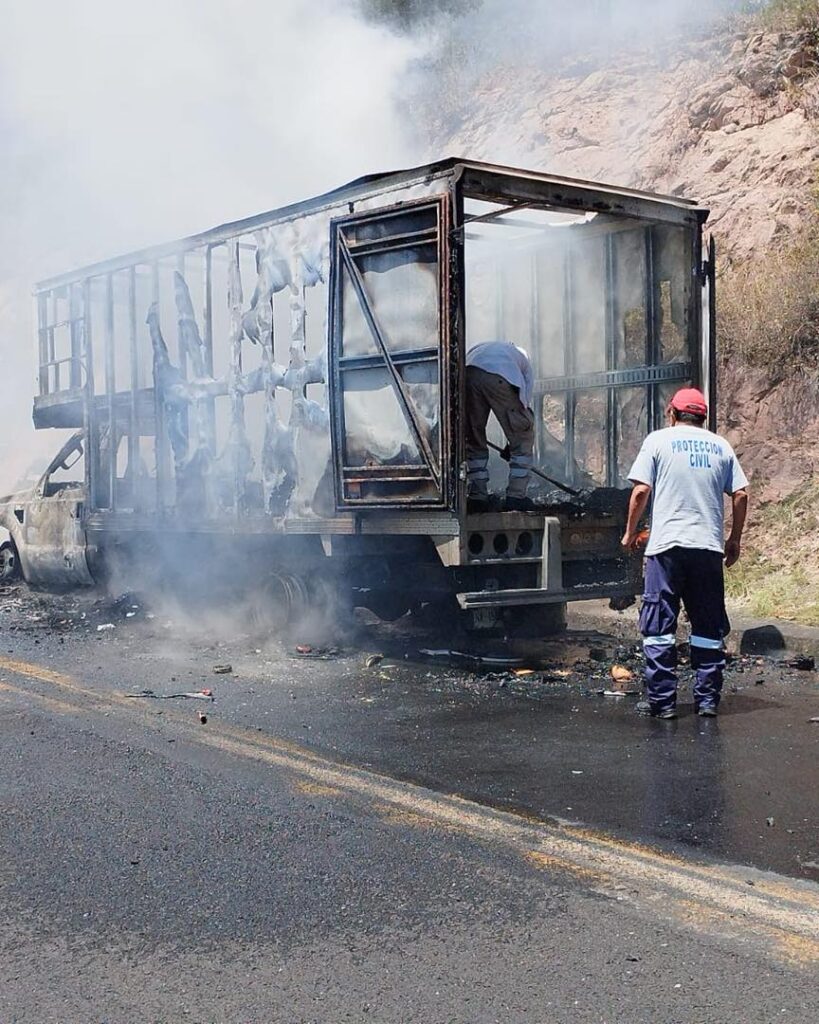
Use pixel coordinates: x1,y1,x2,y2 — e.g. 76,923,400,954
69,284,83,389
105,273,116,510
37,293,49,396
562,245,576,483
203,245,216,449
152,262,168,513
82,277,98,512
128,267,140,513
176,253,188,379
604,233,618,487
49,291,58,390
645,226,659,429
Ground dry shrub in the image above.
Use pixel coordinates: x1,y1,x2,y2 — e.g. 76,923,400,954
751,0,819,32
718,225,819,376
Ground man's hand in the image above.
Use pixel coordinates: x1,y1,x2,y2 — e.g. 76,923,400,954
726,490,748,569
724,538,741,568
622,484,652,553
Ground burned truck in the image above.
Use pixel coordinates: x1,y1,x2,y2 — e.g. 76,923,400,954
0,159,715,633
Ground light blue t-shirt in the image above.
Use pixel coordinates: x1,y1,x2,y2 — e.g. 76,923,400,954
467,341,534,408
628,426,748,556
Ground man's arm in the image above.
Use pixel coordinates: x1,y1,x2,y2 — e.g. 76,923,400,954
724,489,748,568
621,483,652,550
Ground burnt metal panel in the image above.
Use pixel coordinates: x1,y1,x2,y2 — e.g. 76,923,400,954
458,164,704,228
35,159,704,295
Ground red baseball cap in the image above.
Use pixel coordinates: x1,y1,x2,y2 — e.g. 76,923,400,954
670,387,707,417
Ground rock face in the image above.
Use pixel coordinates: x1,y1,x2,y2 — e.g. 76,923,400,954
721,364,819,504
432,27,819,262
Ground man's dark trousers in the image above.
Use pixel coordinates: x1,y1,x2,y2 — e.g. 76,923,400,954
640,547,729,714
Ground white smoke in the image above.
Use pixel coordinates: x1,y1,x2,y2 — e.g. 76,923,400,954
0,0,424,491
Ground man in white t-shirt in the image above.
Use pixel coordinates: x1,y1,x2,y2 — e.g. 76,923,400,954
622,388,749,719
465,341,535,512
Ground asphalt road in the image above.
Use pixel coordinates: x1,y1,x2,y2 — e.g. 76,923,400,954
1,585,818,1023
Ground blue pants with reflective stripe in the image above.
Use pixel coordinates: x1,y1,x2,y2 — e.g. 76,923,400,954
640,547,730,712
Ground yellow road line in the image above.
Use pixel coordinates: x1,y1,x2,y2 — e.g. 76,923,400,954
1,653,818,965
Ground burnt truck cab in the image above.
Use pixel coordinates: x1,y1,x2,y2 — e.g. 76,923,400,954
10,159,715,631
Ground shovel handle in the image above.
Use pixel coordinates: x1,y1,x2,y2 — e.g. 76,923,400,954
486,441,582,497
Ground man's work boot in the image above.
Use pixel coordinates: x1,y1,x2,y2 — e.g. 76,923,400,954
636,700,676,719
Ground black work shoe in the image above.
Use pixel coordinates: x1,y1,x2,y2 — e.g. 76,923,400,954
637,700,676,719
504,496,537,512
467,496,490,514
697,705,718,717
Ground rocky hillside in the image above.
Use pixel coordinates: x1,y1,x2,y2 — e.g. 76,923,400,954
432,26,819,261
427,17,819,621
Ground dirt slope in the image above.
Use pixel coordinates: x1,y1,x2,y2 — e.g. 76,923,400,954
432,27,819,261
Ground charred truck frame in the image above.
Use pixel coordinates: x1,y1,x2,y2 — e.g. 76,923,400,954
2,159,715,632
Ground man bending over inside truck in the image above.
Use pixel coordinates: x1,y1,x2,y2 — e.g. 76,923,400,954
621,387,749,719
466,341,535,513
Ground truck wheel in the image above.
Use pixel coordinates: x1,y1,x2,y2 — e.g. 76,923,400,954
249,572,310,633
0,541,21,583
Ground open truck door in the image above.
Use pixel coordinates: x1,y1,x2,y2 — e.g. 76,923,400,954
328,197,454,510
702,235,717,432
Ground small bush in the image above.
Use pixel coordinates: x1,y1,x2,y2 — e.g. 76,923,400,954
748,0,819,31
718,223,819,375
725,477,819,624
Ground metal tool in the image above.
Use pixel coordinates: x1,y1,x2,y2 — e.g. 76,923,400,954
486,441,582,497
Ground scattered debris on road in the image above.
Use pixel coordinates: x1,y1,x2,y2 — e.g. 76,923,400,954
125,689,215,701
96,623,115,632
785,655,815,671
419,649,524,670
364,654,384,668
291,646,340,660
212,664,233,675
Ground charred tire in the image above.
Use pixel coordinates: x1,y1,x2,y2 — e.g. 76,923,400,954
0,541,21,583
248,572,311,633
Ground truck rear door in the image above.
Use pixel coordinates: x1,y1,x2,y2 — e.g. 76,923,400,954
328,197,453,510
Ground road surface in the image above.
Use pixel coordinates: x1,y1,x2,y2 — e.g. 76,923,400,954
1,586,817,1023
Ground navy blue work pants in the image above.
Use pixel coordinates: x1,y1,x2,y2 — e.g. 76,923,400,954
640,547,729,713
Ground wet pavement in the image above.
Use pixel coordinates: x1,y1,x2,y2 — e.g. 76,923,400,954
2,583,816,882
